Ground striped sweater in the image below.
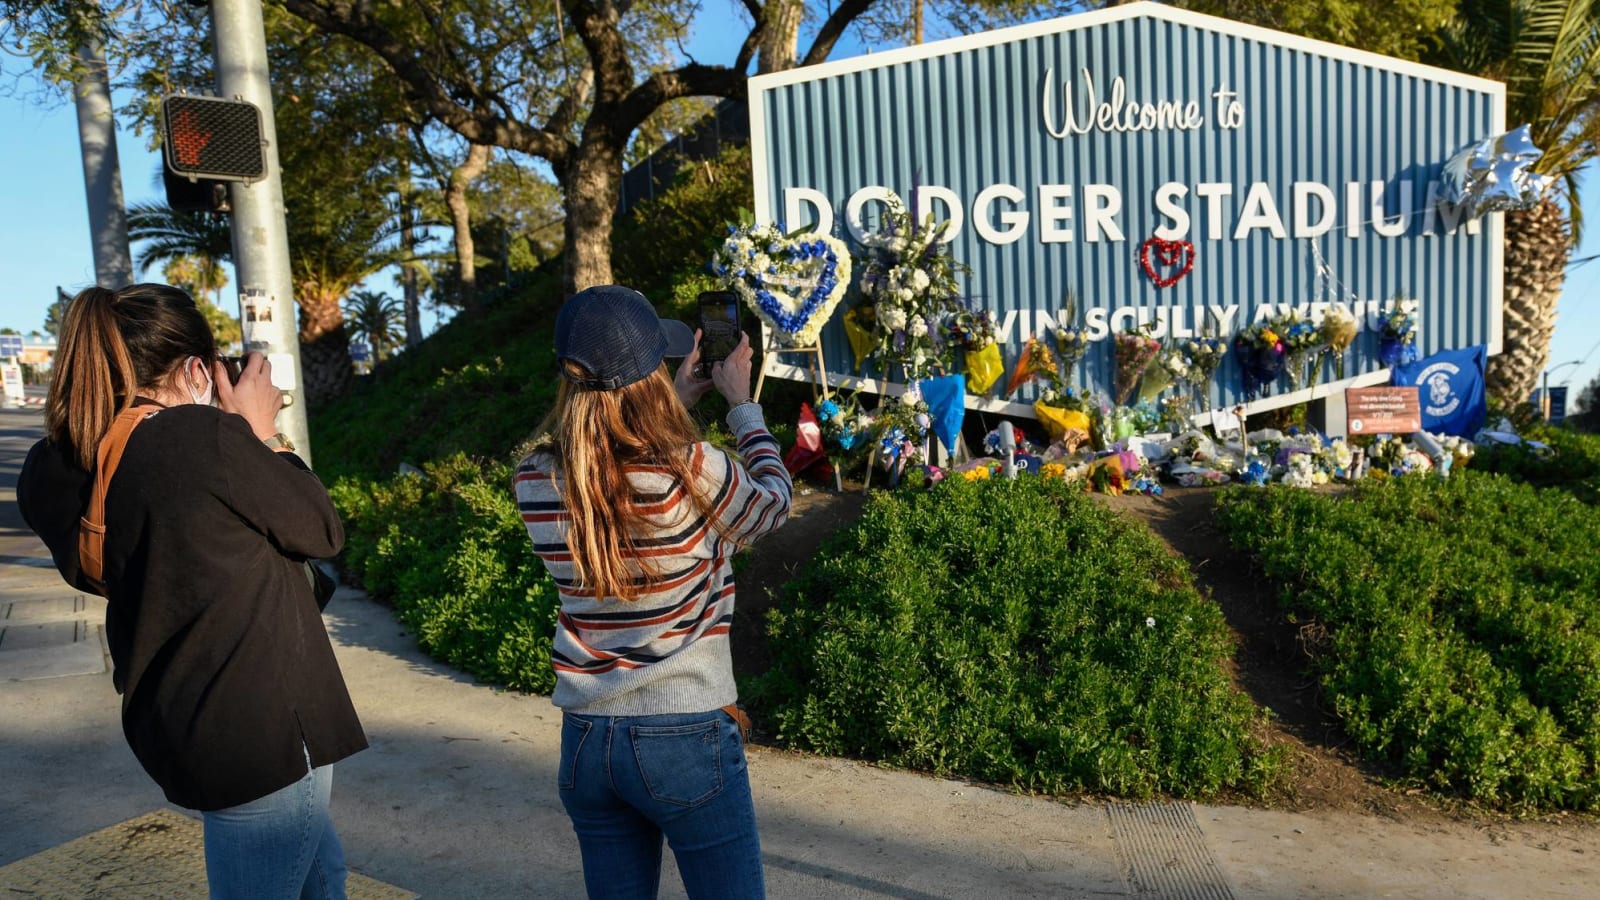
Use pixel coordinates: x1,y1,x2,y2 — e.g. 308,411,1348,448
514,402,792,715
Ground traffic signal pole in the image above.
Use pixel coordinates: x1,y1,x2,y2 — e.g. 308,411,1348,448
208,0,312,463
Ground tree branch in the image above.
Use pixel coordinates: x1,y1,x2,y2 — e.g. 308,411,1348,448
616,63,746,137
278,0,571,166
802,0,876,67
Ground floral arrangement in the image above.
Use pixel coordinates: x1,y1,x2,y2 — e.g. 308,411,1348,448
1273,309,1323,390
1112,325,1161,406
1378,295,1420,367
856,199,969,379
872,383,931,485
1006,337,1059,396
712,222,851,348
1234,320,1287,399
815,391,869,467
1051,296,1090,385
946,307,996,350
1172,335,1228,410
1319,303,1359,379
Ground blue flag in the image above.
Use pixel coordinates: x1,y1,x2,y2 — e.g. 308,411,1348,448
1392,345,1487,437
916,374,967,455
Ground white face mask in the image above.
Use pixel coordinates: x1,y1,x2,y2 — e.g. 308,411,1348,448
187,357,215,406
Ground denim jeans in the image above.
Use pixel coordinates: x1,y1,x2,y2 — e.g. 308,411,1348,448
201,752,347,900
560,710,765,899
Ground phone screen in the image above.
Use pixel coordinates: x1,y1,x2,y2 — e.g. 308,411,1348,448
697,292,741,378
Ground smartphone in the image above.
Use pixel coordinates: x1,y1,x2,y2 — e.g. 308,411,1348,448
696,291,742,379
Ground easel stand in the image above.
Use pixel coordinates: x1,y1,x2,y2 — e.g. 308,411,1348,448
754,338,842,492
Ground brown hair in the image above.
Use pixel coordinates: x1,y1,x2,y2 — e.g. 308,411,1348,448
46,283,217,469
535,362,720,602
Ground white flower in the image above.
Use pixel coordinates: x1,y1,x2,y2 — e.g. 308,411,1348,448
1145,617,1156,628
901,384,923,406
909,269,931,293
908,315,929,338
879,307,908,331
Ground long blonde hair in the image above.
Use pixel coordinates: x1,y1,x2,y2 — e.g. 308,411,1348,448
535,362,721,602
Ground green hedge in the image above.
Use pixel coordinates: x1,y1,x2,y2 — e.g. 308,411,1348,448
1214,472,1600,810
750,476,1284,800
330,455,560,693
1469,426,1600,506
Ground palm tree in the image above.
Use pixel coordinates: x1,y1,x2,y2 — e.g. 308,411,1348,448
127,202,233,277
343,289,407,363
1431,0,1600,404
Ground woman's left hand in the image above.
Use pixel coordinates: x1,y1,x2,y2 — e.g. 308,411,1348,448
674,330,715,408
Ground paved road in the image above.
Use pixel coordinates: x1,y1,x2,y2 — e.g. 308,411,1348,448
3,406,1599,898
0,404,108,680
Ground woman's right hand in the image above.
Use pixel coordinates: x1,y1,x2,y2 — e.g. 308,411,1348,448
214,353,281,441
711,332,754,406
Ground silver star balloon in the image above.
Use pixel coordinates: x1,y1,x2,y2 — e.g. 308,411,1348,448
1439,124,1549,220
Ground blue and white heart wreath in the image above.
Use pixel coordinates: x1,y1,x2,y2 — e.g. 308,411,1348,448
712,223,852,348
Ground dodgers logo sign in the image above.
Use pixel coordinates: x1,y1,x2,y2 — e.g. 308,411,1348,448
749,2,1506,417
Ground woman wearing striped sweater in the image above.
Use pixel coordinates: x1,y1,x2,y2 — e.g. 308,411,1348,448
516,285,792,899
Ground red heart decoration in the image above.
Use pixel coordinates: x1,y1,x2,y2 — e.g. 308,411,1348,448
1139,237,1195,288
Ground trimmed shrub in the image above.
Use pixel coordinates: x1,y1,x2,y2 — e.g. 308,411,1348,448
1215,472,1600,810
331,455,560,693
750,475,1284,800
1469,426,1600,505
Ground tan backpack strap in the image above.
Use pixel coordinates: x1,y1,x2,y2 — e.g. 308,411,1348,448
78,406,158,595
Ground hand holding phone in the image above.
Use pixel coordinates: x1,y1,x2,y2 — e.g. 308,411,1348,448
695,291,742,380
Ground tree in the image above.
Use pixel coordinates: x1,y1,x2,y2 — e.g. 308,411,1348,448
1571,369,1600,431
1426,0,1600,404
342,289,406,363
276,0,885,297
161,253,228,307
1164,0,1458,62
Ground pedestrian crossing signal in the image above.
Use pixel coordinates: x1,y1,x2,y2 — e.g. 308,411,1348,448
161,95,265,182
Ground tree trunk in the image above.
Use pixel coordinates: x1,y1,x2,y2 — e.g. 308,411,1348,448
73,38,134,288
1487,198,1570,405
296,290,354,406
758,0,803,74
561,140,624,295
399,174,422,348
446,143,492,307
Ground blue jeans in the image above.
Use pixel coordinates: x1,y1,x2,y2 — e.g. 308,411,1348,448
201,754,347,900
560,710,765,899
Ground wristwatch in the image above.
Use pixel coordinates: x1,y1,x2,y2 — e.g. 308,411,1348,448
262,433,296,453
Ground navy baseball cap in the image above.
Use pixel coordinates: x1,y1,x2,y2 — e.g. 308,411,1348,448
555,285,695,391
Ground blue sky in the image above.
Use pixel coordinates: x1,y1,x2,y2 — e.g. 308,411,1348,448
3,25,1598,405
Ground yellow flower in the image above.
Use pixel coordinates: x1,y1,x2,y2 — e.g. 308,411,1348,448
1260,329,1280,344
962,466,991,481
1041,462,1067,480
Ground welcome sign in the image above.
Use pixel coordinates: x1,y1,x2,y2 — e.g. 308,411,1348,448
748,1,1506,415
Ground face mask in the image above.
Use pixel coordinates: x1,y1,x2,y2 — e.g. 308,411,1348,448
187,357,215,406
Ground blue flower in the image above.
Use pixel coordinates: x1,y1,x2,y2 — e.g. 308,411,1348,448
817,399,840,420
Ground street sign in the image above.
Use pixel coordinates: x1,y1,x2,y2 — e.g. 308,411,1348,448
1347,386,1422,435
350,342,372,363
0,335,22,358
1549,386,1568,424
161,94,266,182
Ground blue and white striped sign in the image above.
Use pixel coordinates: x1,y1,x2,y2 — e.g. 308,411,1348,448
749,1,1506,415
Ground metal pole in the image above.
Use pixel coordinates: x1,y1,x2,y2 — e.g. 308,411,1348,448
208,0,312,463
72,38,134,288
1542,370,1551,422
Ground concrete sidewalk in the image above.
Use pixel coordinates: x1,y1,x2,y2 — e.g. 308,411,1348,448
4,404,1600,898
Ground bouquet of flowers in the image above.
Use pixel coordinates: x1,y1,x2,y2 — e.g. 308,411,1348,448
1378,295,1419,367
948,307,1003,394
1273,309,1324,390
1034,384,1092,450
856,199,969,380
1234,321,1286,399
815,391,868,470
872,383,930,486
1319,303,1359,379
1051,295,1090,385
1005,337,1059,396
712,222,851,347
1175,336,1228,410
1112,325,1161,406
